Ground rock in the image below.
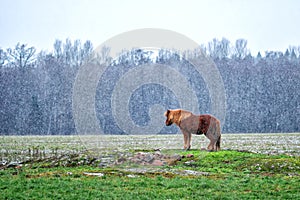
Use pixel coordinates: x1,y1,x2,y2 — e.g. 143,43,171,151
15,165,23,169
117,157,126,164
98,163,107,168
125,152,186,166
172,154,182,161
127,174,138,178
83,172,104,177
181,170,209,176
152,160,164,166
130,158,141,164
7,162,22,168
144,154,154,163
187,154,194,158
184,160,195,166
136,152,147,156
0,161,8,167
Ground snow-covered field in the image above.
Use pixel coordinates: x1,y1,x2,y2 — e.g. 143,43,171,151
1,133,299,165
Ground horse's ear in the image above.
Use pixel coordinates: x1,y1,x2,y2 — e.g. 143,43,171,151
164,109,170,117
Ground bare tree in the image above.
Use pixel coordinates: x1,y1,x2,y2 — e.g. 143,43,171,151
234,39,249,59
0,48,7,68
53,39,63,60
7,43,36,68
95,45,111,65
207,38,231,59
81,40,93,64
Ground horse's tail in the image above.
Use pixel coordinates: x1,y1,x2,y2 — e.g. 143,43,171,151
216,120,221,151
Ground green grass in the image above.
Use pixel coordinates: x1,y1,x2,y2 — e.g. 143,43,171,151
1,150,299,200
177,150,300,175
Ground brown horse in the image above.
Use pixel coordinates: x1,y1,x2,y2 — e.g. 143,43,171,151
164,109,221,151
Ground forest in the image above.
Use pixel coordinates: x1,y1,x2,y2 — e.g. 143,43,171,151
0,38,299,135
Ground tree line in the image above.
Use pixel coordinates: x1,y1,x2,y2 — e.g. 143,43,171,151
0,38,299,135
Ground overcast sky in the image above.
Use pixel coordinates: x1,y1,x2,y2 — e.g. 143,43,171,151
1,0,300,54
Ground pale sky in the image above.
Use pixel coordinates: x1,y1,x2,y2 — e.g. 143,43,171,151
1,0,300,54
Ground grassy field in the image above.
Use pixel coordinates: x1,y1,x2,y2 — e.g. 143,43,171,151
0,133,299,199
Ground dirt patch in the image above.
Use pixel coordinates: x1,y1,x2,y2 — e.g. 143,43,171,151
115,150,182,166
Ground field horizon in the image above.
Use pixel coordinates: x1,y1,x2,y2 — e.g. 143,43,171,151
1,133,299,162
